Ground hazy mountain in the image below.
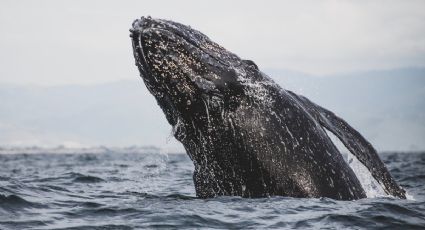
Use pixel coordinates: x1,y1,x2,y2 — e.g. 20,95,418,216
0,67,424,151
0,80,179,151
268,67,425,151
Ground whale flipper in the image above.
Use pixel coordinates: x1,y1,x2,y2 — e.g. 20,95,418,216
288,91,406,198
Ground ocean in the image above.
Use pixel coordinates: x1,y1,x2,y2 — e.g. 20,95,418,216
0,148,424,229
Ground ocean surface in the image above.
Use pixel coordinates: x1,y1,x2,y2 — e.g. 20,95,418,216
0,148,424,229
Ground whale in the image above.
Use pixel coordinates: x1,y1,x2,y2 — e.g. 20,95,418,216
130,16,406,200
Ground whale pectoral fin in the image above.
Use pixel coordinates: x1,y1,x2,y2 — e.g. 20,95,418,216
242,60,259,70
288,91,406,198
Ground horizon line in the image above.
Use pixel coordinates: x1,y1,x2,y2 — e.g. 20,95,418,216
0,65,424,88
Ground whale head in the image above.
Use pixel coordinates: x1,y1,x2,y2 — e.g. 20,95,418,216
130,17,266,130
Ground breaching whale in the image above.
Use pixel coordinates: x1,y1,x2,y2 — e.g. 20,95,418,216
130,16,406,200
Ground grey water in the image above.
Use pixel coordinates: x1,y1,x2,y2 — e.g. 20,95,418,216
0,148,424,229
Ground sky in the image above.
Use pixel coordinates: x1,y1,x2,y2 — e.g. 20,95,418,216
0,0,424,150
0,0,424,86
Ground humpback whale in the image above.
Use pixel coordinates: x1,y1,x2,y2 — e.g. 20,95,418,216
130,16,406,200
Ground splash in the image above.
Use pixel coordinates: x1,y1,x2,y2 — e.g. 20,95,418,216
325,129,389,198
344,151,387,198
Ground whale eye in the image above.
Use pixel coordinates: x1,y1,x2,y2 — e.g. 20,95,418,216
243,60,259,70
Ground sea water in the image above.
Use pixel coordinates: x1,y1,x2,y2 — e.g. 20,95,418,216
0,148,424,229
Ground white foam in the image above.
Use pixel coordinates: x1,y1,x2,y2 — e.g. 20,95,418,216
325,130,388,198
345,150,415,200
343,151,387,198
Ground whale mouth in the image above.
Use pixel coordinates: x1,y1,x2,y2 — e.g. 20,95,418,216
130,29,150,81
130,17,170,94
130,17,247,112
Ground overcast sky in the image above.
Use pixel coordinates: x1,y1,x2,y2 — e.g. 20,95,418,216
1,0,424,86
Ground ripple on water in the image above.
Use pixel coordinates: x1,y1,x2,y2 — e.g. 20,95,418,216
0,152,423,229
0,194,33,207
62,172,105,183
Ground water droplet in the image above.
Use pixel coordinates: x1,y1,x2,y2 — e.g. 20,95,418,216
187,100,191,105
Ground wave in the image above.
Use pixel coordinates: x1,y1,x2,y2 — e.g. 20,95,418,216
0,151,423,229
0,145,161,155
68,173,105,183
0,194,32,206
0,194,45,210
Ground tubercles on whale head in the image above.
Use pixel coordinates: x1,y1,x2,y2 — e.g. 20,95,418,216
130,16,262,124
